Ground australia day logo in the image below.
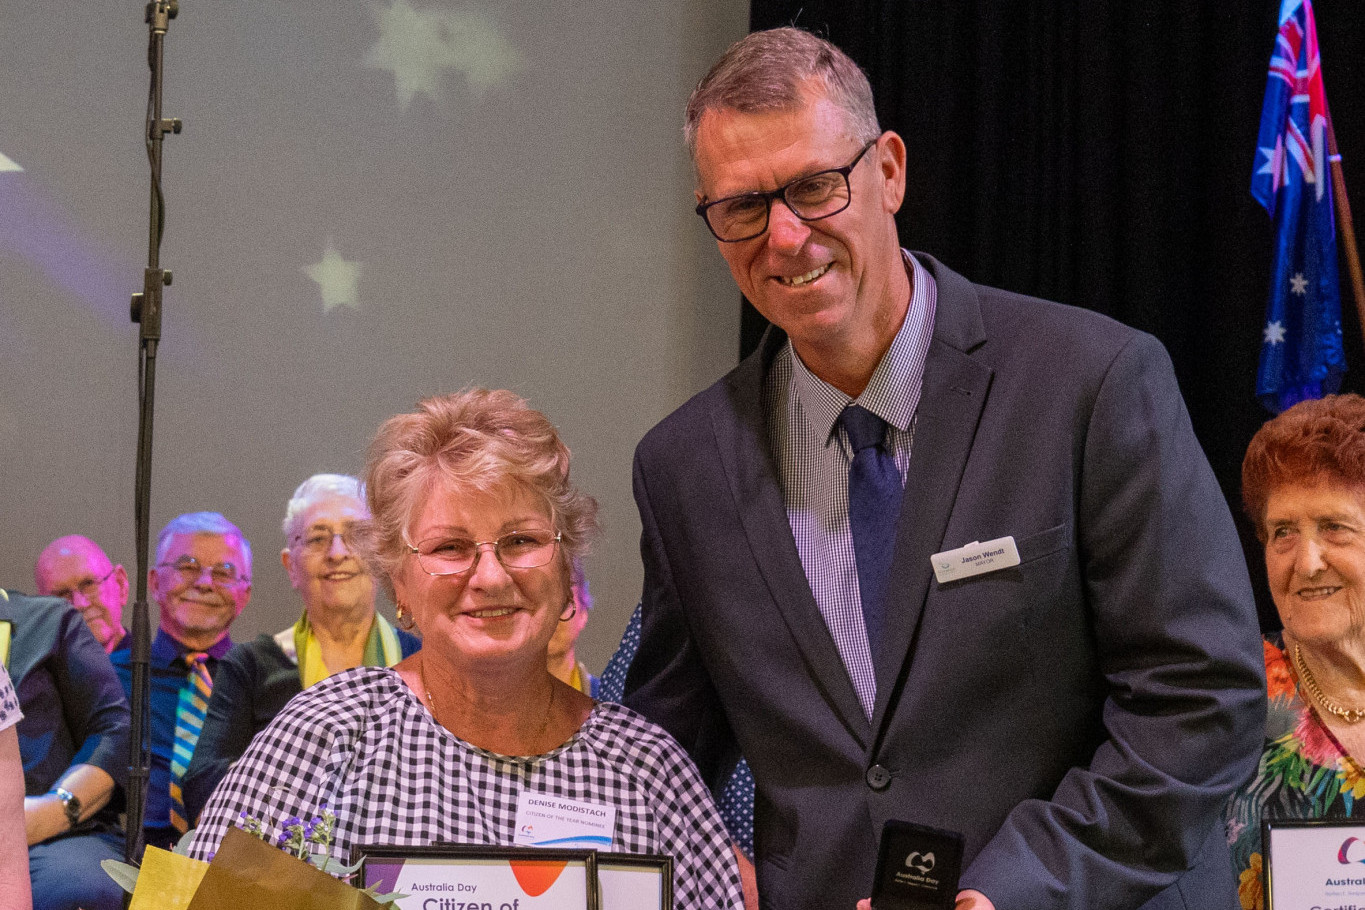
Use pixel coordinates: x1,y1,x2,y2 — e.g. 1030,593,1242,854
905,852,936,875
1338,837,1365,864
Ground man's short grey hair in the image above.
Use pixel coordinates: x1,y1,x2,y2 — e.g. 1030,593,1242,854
282,473,367,543
684,27,881,159
156,511,253,577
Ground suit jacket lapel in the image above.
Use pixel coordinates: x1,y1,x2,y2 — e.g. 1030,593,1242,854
712,330,872,746
871,256,993,734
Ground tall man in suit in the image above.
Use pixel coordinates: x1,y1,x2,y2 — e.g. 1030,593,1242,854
623,27,1266,910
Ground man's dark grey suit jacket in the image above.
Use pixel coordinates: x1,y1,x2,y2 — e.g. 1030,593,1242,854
624,253,1267,910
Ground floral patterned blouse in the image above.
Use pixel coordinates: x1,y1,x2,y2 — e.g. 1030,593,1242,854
1225,634,1365,910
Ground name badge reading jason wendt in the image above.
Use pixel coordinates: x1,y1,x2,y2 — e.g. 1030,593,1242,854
931,536,1020,584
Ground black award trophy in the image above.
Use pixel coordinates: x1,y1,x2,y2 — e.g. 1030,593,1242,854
870,819,964,910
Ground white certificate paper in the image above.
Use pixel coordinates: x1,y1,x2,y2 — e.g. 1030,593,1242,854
597,854,672,910
1266,819,1365,909
360,846,596,910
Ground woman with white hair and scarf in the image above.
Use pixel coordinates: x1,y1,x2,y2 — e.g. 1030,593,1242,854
181,474,421,822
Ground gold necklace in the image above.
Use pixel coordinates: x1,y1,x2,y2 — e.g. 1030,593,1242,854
1294,643,1365,724
418,660,558,748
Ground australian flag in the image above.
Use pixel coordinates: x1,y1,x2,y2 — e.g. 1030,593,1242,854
1253,0,1345,413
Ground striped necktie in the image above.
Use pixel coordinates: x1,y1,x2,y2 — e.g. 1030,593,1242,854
169,651,212,833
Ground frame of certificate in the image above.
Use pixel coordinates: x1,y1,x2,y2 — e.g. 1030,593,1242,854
1263,817,1365,909
356,844,599,910
595,852,672,910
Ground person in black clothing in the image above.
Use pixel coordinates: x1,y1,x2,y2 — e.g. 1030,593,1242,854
4,589,128,910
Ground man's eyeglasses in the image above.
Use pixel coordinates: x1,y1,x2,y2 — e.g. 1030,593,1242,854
695,139,879,242
49,566,117,602
292,527,358,555
406,529,562,577
157,557,247,587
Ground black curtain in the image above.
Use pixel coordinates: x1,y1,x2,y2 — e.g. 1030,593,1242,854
739,0,1365,629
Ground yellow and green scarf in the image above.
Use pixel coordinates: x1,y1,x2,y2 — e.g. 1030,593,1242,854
291,612,403,688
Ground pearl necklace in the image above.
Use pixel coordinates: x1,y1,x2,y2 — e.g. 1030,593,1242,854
1294,643,1365,724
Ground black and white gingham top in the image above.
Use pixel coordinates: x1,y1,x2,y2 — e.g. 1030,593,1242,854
187,667,744,909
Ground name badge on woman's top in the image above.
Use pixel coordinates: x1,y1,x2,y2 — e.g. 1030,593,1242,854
514,792,616,848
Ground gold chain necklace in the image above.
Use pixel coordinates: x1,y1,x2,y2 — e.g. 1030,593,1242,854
1294,643,1365,724
419,659,557,747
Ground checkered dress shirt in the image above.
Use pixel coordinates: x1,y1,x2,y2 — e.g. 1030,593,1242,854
763,251,937,717
188,667,744,909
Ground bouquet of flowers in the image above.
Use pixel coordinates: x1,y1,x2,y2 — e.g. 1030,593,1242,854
104,805,406,910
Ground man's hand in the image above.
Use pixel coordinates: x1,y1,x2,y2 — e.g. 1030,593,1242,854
856,890,995,910
734,844,759,910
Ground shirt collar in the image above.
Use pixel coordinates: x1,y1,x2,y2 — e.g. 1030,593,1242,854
789,250,936,444
151,627,233,666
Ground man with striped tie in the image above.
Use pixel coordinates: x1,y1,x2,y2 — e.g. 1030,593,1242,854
113,512,252,851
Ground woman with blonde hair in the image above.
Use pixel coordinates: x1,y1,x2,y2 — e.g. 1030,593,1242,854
188,390,744,909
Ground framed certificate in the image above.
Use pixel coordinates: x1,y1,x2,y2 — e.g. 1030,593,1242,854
356,844,599,910
1264,818,1365,909
595,853,672,910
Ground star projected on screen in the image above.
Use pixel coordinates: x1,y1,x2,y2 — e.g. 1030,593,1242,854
364,0,524,109
302,244,361,312
0,152,22,173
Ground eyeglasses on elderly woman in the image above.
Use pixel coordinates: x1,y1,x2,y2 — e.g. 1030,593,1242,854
405,528,562,576
291,527,360,554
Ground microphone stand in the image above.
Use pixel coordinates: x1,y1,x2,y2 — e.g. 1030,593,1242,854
126,0,181,865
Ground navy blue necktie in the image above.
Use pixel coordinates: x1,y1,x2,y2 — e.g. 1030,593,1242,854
841,404,903,657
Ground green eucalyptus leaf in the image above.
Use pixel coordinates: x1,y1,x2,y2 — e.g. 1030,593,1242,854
101,859,141,895
327,856,365,876
174,829,198,855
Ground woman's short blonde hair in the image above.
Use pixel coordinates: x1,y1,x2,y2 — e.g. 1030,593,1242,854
361,389,598,600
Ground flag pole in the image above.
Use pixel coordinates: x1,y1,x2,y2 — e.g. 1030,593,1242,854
1326,114,1365,347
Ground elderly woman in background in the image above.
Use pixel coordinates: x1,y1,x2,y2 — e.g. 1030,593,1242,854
181,473,421,822
1227,393,1365,910
187,390,744,908
546,558,599,697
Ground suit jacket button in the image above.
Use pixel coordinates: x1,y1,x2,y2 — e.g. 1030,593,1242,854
866,764,892,790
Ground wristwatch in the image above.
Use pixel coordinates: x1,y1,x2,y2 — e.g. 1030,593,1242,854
54,787,81,829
